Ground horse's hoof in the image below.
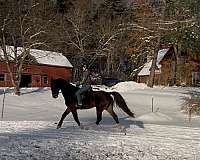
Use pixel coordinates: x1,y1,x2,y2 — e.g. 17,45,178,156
79,125,84,129
116,123,124,129
57,125,61,129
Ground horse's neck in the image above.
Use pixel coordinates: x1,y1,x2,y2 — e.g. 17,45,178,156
60,84,68,95
60,83,78,97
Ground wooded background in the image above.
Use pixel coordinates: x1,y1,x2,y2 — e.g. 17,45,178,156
0,0,200,87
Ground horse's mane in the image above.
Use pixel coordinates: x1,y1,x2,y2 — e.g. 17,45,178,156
54,78,79,97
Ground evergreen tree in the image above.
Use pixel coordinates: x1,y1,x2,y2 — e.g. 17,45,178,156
164,0,200,53
97,0,126,20
55,0,73,14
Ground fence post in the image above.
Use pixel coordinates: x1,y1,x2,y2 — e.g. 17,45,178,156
151,96,154,112
1,88,6,120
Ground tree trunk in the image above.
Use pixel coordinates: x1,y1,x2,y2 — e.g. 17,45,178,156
173,43,182,85
1,34,21,95
177,43,182,85
147,0,166,88
4,49,22,95
107,52,111,75
14,63,23,96
14,85,21,96
5,61,21,95
170,45,178,86
147,45,160,88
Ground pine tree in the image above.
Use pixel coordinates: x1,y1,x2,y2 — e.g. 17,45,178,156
55,0,73,14
163,0,200,85
97,0,126,20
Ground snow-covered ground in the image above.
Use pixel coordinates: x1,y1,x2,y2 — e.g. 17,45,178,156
0,82,200,159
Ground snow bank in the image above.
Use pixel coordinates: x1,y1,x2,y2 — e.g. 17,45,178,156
111,81,148,92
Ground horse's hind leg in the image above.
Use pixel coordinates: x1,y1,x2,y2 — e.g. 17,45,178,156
57,108,71,129
106,105,119,124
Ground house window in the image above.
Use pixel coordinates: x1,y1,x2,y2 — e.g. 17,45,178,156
43,76,48,84
0,74,5,81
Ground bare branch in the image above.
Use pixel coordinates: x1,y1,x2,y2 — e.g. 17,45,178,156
30,31,46,39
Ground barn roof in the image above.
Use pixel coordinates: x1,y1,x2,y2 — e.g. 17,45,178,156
138,48,169,76
0,46,73,68
29,49,73,68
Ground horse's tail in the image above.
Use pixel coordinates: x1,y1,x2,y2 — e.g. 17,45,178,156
110,91,135,118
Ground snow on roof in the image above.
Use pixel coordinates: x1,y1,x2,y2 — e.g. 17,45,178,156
138,61,152,76
0,46,73,68
29,49,73,68
157,48,169,64
138,48,169,76
0,46,16,60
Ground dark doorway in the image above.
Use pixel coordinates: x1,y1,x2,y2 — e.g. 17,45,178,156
192,72,200,86
20,75,32,87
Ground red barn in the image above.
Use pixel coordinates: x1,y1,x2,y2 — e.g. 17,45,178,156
0,47,73,87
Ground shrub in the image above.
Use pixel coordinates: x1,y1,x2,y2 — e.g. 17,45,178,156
181,92,200,122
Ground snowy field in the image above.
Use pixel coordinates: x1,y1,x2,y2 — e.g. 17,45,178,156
0,82,200,160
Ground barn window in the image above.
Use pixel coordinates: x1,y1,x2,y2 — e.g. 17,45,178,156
192,72,200,86
0,74,5,81
43,76,48,84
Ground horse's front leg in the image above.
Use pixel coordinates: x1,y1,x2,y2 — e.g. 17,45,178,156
71,110,81,126
57,107,71,129
96,107,103,125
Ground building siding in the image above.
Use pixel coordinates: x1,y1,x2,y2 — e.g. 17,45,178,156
0,62,72,87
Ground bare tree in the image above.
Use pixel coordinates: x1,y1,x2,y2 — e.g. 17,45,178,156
59,0,127,80
54,1,93,81
95,16,124,75
144,0,166,87
0,1,47,95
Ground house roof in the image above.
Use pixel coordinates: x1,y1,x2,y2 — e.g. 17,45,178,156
0,46,73,68
138,48,169,76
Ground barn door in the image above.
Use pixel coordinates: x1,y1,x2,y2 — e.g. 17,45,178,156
20,75,32,87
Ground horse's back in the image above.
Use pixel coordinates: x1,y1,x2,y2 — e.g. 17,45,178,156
92,90,113,105
93,90,110,97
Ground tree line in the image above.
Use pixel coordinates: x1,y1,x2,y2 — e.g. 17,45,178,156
0,0,199,94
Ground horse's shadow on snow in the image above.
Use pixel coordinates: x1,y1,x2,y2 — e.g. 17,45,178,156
21,88,50,95
0,88,49,95
119,116,144,128
80,116,144,129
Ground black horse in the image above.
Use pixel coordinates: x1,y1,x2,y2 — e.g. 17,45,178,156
51,78,134,129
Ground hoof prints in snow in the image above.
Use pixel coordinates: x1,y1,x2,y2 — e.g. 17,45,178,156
0,122,200,160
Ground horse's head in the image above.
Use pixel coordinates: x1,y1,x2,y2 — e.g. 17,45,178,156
51,78,79,100
51,79,60,98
